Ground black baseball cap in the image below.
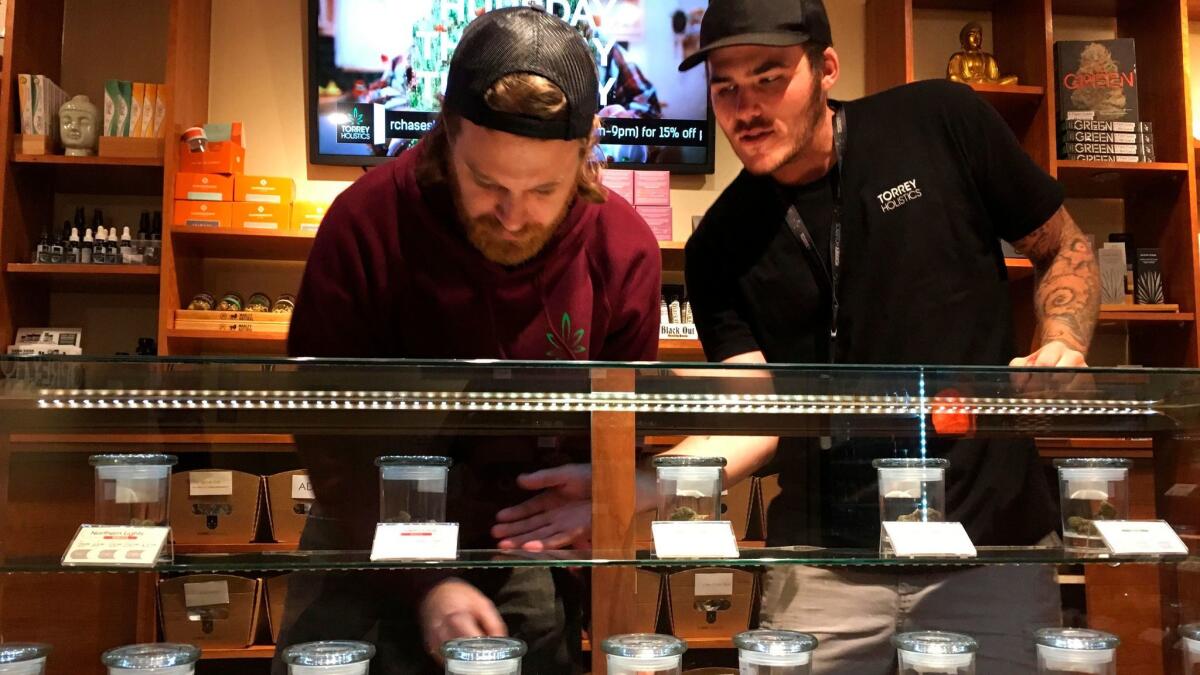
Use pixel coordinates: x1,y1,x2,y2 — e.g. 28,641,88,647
443,7,599,141
678,0,834,72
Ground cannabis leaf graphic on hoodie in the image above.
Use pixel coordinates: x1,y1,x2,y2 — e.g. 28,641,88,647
546,312,587,359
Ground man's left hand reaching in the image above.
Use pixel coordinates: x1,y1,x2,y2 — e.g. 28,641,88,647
492,464,592,551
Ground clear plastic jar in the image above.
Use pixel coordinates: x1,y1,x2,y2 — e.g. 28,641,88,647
872,458,948,523
101,643,199,675
1054,459,1131,550
734,629,817,674
653,456,726,522
89,454,178,526
375,456,452,523
1035,628,1118,675
893,631,976,675
441,637,526,675
1182,623,1200,674
601,633,686,675
0,644,51,675
281,641,375,675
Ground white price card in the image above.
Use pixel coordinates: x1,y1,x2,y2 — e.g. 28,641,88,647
882,521,977,558
291,473,315,500
61,525,171,568
652,521,739,559
370,522,459,561
189,471,234,497
1095,520,1189,555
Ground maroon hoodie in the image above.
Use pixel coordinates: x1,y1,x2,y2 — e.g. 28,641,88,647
289,142,662,361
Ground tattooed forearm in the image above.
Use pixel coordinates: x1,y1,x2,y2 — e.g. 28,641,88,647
1013,207,1100,354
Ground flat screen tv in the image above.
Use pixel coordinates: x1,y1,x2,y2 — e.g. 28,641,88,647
308,0,714,174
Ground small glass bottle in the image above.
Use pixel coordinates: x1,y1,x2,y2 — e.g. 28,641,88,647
375,455,452,523
93,225,108,264
216,292,243,312
101,643,199,675
601,634,686,675
81,228,93,264
187,293,215,311
89,454,178,527
0,644,51,675
280,640,375,675
873,458,948,523
1182,623,1200,674
441,637,526,675
735,629,818,675
1054,458,1130,550
893,631,976,675
273,294,297,314
1034,628,1118,675
652,455,726,522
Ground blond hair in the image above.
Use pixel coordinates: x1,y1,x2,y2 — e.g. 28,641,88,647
416,73,606,204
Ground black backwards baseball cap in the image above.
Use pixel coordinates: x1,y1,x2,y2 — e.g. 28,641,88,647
679,0,834,72
442,7,600,141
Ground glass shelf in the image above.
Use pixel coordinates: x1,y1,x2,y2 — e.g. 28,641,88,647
6,546,1194,574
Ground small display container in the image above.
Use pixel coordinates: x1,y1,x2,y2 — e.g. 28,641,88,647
101,643,199,675
280,640,375,675
441,637,527,675
1054,458,1131,550
1035,628,1118,675
653,456,726,522
893,631,977,675
873,458,948,523
1182,623,1200,674
601,633,687,675
734,629,818,674
0,644,51,675
89,454,178,526
375,455,452,523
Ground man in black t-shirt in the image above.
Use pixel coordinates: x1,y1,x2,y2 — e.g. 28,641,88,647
667,0,1098,672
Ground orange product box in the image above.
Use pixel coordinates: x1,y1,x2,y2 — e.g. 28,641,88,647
232,202,292,232
235,175,296,205
178,122,245,175
175,173,233,202
291,201,328,233
174,200,232,229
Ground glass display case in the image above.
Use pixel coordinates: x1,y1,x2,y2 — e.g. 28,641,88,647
0,357,1196,674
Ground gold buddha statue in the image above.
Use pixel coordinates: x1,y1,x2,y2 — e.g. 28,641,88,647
947,22,1018,86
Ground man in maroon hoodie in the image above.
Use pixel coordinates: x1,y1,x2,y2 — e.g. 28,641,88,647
277,8,661,675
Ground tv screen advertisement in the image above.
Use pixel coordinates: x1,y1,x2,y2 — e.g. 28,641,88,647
308,0,714,174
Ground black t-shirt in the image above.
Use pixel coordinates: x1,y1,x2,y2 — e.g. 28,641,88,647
686,80,1064,548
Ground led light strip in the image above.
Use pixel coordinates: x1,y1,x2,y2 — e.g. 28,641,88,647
34,389,1157,416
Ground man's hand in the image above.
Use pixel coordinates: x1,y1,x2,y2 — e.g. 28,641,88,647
492,464,592,552
419,577,507,661
1009,339,1087,368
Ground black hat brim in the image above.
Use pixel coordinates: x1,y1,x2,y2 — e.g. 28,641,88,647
678,31,817,72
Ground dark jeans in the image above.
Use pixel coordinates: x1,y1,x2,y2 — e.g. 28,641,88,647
271,514,582,674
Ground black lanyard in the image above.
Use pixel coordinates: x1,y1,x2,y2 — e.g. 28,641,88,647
780,105,847,363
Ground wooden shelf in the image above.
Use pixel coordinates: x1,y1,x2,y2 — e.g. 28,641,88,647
1005,257,1033,280
12,154,163,168
11,154,165,195
969,83,1045,122
657,339,704,362
1055,161,1189,199
200,646,275,660
166,328,289,355
1098,310,1194,323
170,227,316,261
5,263,160,292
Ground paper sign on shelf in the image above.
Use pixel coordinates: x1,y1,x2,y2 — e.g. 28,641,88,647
291,473,315,500
370,522,459,561
189,471,234,497
651,521,739,559
882,521,977,558
1095,520,1189,555
61,525,171,568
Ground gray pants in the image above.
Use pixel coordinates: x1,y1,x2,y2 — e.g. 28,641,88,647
759,564,1062,674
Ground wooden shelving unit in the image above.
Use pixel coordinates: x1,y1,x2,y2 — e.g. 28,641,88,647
199,646,276,661
11,154,163,167
5,263,161,292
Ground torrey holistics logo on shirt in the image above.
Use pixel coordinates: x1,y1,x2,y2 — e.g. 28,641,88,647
876,179,923,213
